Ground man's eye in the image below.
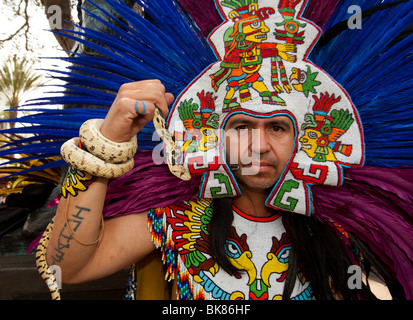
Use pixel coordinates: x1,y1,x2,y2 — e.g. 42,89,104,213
235,125,248,131
272,126,282,132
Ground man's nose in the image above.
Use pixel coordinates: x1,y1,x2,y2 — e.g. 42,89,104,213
251,129,271,154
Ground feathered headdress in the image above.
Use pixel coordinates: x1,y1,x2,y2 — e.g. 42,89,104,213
1,0,412,298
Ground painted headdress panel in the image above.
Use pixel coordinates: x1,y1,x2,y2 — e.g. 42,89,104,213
165,0,364,216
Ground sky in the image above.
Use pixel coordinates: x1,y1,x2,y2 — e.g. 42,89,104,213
0,0,75,111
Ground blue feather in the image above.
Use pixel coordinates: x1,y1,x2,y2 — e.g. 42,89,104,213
0,154,58,166
0,135,58,148
40,67,122,92
0,126,78,137
2,159,67,178
0,141,63,157
310,0,413,167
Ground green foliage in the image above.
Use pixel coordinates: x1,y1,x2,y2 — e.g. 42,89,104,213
0,55,44,109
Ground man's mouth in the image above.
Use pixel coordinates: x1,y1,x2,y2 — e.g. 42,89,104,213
240,161,274,175
244,161,271,167
241,161,275,173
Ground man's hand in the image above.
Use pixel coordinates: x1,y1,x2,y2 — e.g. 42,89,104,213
100,80,175,142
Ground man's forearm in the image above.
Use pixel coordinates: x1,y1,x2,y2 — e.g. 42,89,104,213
46,172,108,283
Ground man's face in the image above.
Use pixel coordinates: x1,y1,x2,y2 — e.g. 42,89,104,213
224,114,295,192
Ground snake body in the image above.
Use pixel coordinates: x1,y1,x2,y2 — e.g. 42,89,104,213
35,219,61,300
60,113,191,181
60,118,137,179
60,137,135,179
79,118,137,164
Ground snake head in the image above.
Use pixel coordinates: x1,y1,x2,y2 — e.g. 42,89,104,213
153,107,192,181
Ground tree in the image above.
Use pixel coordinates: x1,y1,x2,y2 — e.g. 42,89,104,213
0,56,45,128
0,0,76,55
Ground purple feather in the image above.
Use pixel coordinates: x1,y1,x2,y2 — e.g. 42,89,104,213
177,0,222,37
176,0,342,37
312,166,413,299
26,151,201,253
303,0,342,30
103,150,201,218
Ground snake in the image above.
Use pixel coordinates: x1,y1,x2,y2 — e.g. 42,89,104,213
60,137,135,179
35,219,61,300
60,117,138,180
152,107,191,181
60,111,191,181
37,107,191,299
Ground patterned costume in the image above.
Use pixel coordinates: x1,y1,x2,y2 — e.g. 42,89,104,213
148,198,312,300
1,0,412,300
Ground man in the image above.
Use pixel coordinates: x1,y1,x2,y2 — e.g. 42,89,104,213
46,78,299,292
38,0,407,300
44,79,392,300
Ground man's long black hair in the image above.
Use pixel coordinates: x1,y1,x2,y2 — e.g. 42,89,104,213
210,197,406,300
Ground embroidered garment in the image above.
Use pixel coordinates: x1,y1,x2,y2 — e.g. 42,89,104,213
21,0,413,300
148,198,312,300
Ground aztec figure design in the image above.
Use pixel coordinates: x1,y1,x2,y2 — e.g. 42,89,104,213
154,198,311,300
178,91,219,153
274,0,307,44
163,0,365,216
289,65,321,97
300,92,354,162
210,0,298,110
